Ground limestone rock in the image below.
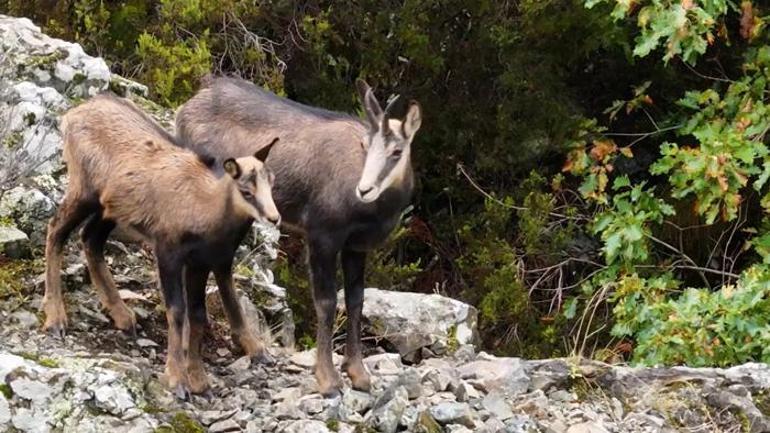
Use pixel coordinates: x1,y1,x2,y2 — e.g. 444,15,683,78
338,288,478,360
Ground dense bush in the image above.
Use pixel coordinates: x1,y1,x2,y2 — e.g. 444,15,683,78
5,0,770,365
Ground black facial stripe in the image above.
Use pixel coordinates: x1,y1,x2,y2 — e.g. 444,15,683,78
376,156,400,184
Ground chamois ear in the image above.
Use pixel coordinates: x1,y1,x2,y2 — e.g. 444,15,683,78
255,137,279,162
401,101,422,140
356,78,383,131
223,158,241,179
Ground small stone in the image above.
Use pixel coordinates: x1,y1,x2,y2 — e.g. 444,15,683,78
275,400,305,420
217,348,231,357
482,392,513,421
365,385,408,433
341,389,374,419
430,402,475,428
565,421,610,433
458,357,529,396
11,378,54,403
200,410,238,426
422,368,453,392
397,368,423,399
549,390,576,402
281,420,331,433
272,387,301,402
0,395,10,427
136,338,158,348
446,425,474,433
228,356,252,372
9,310,38,329
363,353,402,376
289,349,342,368
12,407,50,433
93,383,136,415
0,225,29,258
299,396,324,415
452,381,479,402
209,419,241,433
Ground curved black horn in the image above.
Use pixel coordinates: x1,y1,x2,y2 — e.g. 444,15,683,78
381,94,401,133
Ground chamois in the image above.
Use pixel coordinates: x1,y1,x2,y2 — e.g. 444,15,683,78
44,94,280,397
176,77,422,397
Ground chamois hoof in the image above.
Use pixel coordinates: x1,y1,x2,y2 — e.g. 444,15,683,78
43,322,67,340
320,386,342,400
173,384,192,401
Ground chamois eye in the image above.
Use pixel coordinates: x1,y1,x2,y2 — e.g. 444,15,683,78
242,190,254,198
391,149,403,158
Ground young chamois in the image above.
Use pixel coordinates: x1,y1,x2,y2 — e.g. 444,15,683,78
176,77,422,397
44,94,280,397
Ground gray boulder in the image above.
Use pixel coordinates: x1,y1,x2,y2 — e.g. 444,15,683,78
338,288,478,360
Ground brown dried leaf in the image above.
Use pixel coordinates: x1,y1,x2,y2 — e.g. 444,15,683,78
589,139,617,161
741,1,755,40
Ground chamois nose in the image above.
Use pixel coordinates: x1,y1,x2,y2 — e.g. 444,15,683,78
357,185,374,196
267,215,281,227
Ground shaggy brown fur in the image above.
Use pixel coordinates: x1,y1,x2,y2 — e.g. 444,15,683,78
44,94,279,398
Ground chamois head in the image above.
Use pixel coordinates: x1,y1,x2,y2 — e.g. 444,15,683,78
223,137,281,226
355,79,422,203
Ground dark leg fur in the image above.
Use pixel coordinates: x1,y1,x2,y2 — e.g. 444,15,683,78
81,215,136,333
308,236,342,397
185,266,210,394
214,265,272,364
341,249,370,391
43,195,94,337
156,248,189,400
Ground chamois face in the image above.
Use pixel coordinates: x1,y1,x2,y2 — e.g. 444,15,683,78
355,80,422,203
223,138,281,225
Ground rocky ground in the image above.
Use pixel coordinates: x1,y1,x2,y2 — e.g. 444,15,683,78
2,13,770,433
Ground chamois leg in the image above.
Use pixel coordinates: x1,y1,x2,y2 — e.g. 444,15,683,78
43,194,93,337
80,215,136,333
309,238,342,397
156,250,190,400
214,265,273,364
185,266,210,394
341,249,370,391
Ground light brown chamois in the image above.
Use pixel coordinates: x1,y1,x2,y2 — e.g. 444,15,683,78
44,94,280,397
177,77,422,397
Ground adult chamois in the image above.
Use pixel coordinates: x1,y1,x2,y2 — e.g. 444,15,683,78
176,77,422,397
44,94,280,398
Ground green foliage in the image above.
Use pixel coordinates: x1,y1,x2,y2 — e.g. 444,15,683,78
585,0,740,64
592,178,674,265
612,267,770,366
651,46,770,223
136,32,210,105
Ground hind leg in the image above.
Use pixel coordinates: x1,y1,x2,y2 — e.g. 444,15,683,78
81,215,136,333
43,194,94,337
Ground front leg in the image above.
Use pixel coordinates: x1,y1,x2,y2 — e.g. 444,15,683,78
341,249,370,391
185,266,210,394
308,237,342,397
156,249,190,400
214,265,272,364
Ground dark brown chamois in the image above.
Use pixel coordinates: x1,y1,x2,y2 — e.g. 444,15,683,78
176,77,422,397
44,94,280,397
